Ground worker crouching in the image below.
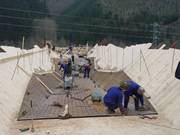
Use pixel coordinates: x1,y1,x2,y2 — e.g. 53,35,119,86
103,85,127,115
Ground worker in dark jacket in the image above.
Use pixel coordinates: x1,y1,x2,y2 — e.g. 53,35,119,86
175,61,180,79
84,64,90,78
58,62,66,79
69,45,73,54
103,86,127,115
123,81,145,110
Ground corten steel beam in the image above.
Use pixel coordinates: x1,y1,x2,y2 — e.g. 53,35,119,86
170,41,178,48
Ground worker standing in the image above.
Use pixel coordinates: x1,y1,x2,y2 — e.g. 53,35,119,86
83,64,90,78
69,45,73,55
58,62,66,80
60,51,63,59
78,51,81,57
71,54,74,62
103,85,127,115
123,81,145,110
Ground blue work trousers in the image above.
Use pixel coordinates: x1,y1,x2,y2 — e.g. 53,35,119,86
104,101,118,111
63,70,66,80
84,66,90,78
124,93,140,108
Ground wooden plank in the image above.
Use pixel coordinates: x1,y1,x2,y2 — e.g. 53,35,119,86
54,71,63,78
18,65,31,77
51,73,61,81
36,77,53,94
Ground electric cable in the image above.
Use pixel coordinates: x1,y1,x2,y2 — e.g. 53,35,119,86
0,22,154,39
0,6,154,26
0,14,153,33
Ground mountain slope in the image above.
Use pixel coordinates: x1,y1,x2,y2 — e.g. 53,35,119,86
52,0,180,47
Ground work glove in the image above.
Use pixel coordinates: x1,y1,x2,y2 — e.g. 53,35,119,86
132,95,137,99
120,108,127,115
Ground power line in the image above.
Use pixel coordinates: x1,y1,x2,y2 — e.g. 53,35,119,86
159,31,180,36
159,24,180,29
1,14,180,36
0,22,154,39
0,6,153,26
0,14,153,33
1,6,180,30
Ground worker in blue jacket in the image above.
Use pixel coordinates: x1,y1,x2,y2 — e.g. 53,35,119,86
58,62,66,80
69,45,73,54
103,86,127,115
123,81,145,110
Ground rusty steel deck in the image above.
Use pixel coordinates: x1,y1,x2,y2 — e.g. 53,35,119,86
17,58,157,120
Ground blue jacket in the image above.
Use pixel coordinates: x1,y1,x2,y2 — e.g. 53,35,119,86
124,81,144,105
103,86,123,109
69,46,73,51
124,81,140,96
59,63,66,71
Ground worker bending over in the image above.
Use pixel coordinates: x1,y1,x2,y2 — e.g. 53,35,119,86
84,64,90,78
122,81,145,110
103,84,127,115
58,62,66,80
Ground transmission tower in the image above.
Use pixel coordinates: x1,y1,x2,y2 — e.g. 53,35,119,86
152,22,158,48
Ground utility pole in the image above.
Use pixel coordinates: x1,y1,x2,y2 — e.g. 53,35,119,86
152,22,158,48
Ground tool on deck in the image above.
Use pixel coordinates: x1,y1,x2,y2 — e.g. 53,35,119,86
19,128,29,132
74,88,90,94
30,100,35,132
73,71,79,76
64,75,73,89
91,93,102,102
64,62,73,89
21,110,27,116
53,101,63,107
138,114,157,119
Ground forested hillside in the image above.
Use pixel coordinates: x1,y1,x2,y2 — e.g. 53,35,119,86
56,0,180,48
0,0,179,48
0,0,49,47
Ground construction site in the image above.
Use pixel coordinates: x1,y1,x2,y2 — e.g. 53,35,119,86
0,41,180,135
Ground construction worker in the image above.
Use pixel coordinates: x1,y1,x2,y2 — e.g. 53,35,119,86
83,63,90,78
103,85,127,115
60,51,63,59
78,51,81,57
69,45,73,54
58,62,66,80
123,81,145,110
71,54,74,62
175,61,180,79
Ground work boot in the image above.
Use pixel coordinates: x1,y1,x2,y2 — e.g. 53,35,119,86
138,106,146,111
